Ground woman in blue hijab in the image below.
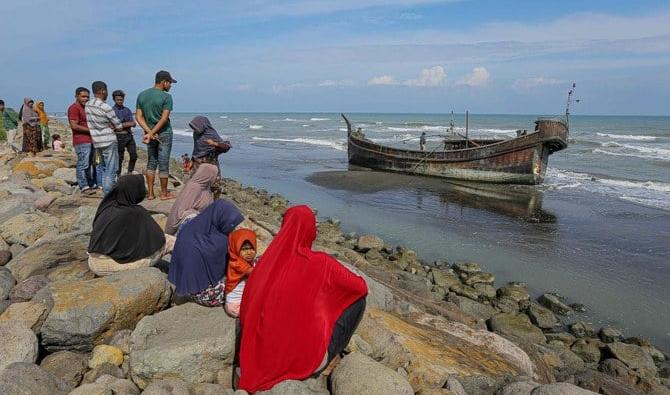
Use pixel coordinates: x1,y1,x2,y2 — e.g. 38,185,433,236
168,199,244,306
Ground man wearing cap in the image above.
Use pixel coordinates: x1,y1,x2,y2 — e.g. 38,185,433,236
135,70,176,200
112,90,137,175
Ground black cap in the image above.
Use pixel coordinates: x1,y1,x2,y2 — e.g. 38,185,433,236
112,90,125,98
155,70,177,84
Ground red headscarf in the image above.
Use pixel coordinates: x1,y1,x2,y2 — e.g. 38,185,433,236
238,205,368,392
225,228,257,295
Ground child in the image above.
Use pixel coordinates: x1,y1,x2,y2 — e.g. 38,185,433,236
181,153,193,172
52,134,64,151
225,228,258,317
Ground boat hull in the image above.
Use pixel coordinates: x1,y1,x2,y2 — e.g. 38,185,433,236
345,116,567,185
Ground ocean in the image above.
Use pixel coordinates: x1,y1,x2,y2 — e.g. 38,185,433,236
56,111,670,349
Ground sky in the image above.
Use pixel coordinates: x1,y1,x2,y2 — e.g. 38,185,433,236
1,0,669,115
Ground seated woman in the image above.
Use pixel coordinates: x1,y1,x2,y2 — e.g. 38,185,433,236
165,163,218,236
224,228,259,318
168,199,244,306
88,175,175,276
238,205,368,393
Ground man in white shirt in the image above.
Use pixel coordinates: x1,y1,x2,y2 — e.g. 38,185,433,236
85,81,123,195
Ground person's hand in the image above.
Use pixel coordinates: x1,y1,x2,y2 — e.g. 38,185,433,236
142,134,152,144
206,139,216,146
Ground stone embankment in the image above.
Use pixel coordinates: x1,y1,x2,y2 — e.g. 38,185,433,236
0,122,668,395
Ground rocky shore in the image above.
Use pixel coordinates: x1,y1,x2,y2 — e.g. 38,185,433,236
0,120,668,395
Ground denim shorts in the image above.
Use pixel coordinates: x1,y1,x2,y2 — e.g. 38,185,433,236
147,132,173,177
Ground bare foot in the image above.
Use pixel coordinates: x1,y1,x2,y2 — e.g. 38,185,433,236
147,194,156,200
160,192,176,200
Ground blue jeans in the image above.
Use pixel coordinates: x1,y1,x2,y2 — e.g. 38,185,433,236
147,132,173,178
95,150,105,187
97,143,119,195
74,143,96,190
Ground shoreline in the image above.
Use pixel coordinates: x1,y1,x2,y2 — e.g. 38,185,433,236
0,120,668,394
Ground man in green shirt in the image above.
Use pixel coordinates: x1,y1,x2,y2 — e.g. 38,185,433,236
0,99,20,147
136,70,176,200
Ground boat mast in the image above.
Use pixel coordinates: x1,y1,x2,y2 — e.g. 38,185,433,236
450,111,455,136
565,82,579,131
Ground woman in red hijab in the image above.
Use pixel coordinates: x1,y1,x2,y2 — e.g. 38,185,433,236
238,205,368,393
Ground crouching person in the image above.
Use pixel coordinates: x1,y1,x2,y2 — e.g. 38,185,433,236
87,174,175,276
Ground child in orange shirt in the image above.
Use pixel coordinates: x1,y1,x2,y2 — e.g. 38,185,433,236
225,228,258,317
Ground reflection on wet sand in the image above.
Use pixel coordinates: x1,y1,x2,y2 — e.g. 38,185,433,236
307,170,557,223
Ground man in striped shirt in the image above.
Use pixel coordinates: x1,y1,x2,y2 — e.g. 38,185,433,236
85,81,123,195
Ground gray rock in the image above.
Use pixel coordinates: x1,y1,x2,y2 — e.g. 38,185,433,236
0,249,11,266
488,313,547,344
40,350,89,388
574,369,642,395
8,274,49,302
365,248,385,263
68,384,112,395
0,195,34,225
545,332,576,346
494,297,520,313
571,339,603,365
356,234,384,252
462,271,495,286
0,211,61,247
449,283,482,301
52,167,77,185
5,230,90,282
142,378,193,395
527,303,559,329
453,261,482,275
497,283,530,303
447,293,497,320
0,321,39,371
34,194,57,211
82,362,125,384
71,205,98,233
0,299,9,315
0,362,72,395
473,283,497,300
129,303,237,389
570,321,596,338
0,236,10,251
0,266,16,300
346,333,374,356
530,382,597,394
445,376,468,395
599,327,624,343
95,375,140,395
598,358,638,385
257,378,329,395
109,328,132,354
538,293,573,316
41,267,172,352
606,342,656,373
331,352,413,395
498,380,540,395
9,242,25,258
546,343,586,375
193,383,235,395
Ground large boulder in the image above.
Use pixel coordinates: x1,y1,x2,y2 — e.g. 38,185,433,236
430,269,461,289
9,274,50,302
0,194,35,225
330,352,414,395
0,300,50,333
46,260,96,283
0,211,61,246
530,382,597,394
40,268,172,352
129,303,237,389
573,369,643,395
52,167,77,185
606,342,657,375
257,378,329,395
0,321,39,371
0,362,72,395
5,230,90,282
497,283,530,303
527,303,559,329
356,308,538,392
356,234,385,252
571,339,603,365
538,293,573,316
0,266,16,299
12,156,69,177
488,313,547,344
40,350,89,388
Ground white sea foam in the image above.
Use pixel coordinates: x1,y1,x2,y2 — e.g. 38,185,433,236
545,168,670,211
310,117,331,121
475,128,518,135
302,124,311,127
251,136,345,151
249,124,264,130
596,132,657,141
593,143,670,161
219,116,228,119
387,125,447,133
172,128,192,137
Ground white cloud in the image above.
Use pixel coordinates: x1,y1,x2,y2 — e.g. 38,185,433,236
318,79,354,87
368,75,397,86
513,76,563,90
403,66,446,87
456,67,490,87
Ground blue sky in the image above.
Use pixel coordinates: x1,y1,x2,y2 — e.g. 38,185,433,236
1,0,669,115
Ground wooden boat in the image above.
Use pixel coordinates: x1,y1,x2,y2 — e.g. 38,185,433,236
342,114,569,185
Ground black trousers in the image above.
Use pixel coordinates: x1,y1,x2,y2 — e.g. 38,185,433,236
315,296,367,375
117,133,137,174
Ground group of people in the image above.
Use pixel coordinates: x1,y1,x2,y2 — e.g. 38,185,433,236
0,98,63,153
86,171,368,392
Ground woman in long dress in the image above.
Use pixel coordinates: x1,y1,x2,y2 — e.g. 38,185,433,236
19,97,42,154
35,100,50,148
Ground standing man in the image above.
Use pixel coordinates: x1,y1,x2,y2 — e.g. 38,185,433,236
68,87,97,194
420,131,427,151
112,90,138,175
136,70,176,200
85,81,122,195
0,100,20,148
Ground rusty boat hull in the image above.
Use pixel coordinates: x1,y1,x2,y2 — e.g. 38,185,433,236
343,115,569,185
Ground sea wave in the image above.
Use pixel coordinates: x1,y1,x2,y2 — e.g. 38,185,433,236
251,136,345,151
593,143,670,161
596,132,657,141
173,128,192,137
387,125,447,133
545,168,670,210
310,117,331,121
219,116,228,119
249,124,264,130
475,128,518,135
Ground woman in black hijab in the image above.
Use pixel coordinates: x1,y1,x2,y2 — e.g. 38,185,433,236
88,174,176,276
